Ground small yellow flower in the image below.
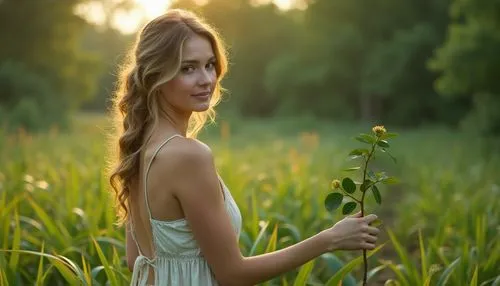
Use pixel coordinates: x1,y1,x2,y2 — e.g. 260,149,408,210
372,125,387,137
331,179,341,189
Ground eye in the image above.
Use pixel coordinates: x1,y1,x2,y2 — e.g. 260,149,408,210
206,61,216,70
181,65,195,73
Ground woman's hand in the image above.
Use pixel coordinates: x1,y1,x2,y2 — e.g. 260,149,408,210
324,211,380,251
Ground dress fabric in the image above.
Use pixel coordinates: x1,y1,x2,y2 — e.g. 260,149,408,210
129,135,243,286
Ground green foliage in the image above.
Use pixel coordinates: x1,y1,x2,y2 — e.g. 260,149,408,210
429,0,500,135
325,244,386,286
0,61,69,132
0,0,102,131
165,0,454,124
80,27,135,111
3,0,499,134
0,114,499,284
324,125,398,285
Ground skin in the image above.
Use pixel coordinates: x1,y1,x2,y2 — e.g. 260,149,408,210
126,33,380,285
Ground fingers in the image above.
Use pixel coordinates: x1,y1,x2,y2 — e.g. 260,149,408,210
361,242,376,250
349,211,362,218
363,214,378,223
365,226,380,235
364,234,378,243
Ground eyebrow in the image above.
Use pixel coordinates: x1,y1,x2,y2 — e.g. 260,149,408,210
181,56,216,64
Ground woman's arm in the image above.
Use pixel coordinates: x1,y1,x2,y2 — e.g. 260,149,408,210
162,139,379,286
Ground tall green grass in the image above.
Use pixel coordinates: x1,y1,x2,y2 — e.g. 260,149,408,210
0,114,498,285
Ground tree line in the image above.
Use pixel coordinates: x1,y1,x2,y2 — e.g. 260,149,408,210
0,0,498,135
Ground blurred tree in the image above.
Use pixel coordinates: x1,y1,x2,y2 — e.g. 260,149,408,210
0,0,101,109
0,0,104,130
27,0,493,134
0,61,66,131
268,0,458,126
80,27,135,111
429,0,500,135
171,0,301,116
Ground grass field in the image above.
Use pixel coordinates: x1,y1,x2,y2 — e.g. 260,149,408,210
0,113,499,285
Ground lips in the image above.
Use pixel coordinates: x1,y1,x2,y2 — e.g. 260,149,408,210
192,91,211,97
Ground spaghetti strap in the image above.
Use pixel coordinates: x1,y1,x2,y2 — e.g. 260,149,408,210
144,134,183,221
129,133,242,286
127,134,183,258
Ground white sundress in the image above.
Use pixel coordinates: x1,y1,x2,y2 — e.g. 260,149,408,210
129,135,243,285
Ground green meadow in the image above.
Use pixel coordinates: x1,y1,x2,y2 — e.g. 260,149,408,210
0,113,499,285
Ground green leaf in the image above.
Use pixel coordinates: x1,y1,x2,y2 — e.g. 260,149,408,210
325,243,386,286
0,249,86,283
342,178,356,194
419,229,428,281
36,243,45,285
387,229,416,283
371,185,382,204
387,151,398,164
436,257,460,286
51,259,80,284
376,172,388,180
347,155,363,161
349,148,369,156
382,177,399,185
251,189,259,239
355,133,376,144
343,166,360,172
367,264,389,283
381,132,398,139
368,170,377,181
424,265,443,286
92,237,118,286
9,209,20,270
370,218,383,227
265,224,279,253
325,193,343,212
249,221,270,256
470,266,478,286
490,275,500,286
293,259,315,286
320,253,357,286
361,180,371,192
342,202,357,215
377,140,390,148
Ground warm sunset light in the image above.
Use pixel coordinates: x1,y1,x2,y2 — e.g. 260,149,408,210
77,0,296,34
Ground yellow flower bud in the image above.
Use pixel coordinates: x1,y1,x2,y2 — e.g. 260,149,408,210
372,125,387,137
331,179,341,189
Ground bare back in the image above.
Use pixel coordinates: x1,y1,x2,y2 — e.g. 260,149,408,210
126,132,242,285
128,133,188,258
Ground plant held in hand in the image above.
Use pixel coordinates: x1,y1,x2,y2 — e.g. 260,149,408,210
324,125,399,286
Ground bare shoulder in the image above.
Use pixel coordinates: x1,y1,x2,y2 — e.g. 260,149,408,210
151,137,241,284
153,137,215,180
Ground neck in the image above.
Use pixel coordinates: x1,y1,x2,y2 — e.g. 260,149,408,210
157,108,191,137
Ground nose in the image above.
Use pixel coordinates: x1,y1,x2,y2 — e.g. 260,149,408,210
198,69,214,86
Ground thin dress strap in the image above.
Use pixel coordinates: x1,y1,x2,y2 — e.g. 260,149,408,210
128,134,183,258
144,134,183,221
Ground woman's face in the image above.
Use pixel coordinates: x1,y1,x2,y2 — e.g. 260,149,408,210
159,34,217,115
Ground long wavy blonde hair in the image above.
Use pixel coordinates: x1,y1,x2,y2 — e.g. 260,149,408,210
109,9,228,225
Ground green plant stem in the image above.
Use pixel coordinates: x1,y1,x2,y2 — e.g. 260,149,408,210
343,192,361,203
360,140,377,286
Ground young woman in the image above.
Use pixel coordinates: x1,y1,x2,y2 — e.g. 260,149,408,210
109,9,380,286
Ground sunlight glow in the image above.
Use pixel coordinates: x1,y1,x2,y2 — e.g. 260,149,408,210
273,0,293,10
135,0,171,20
111,0,170,34
79,0,296,34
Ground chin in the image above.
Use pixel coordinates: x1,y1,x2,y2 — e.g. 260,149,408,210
192,103,211,112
